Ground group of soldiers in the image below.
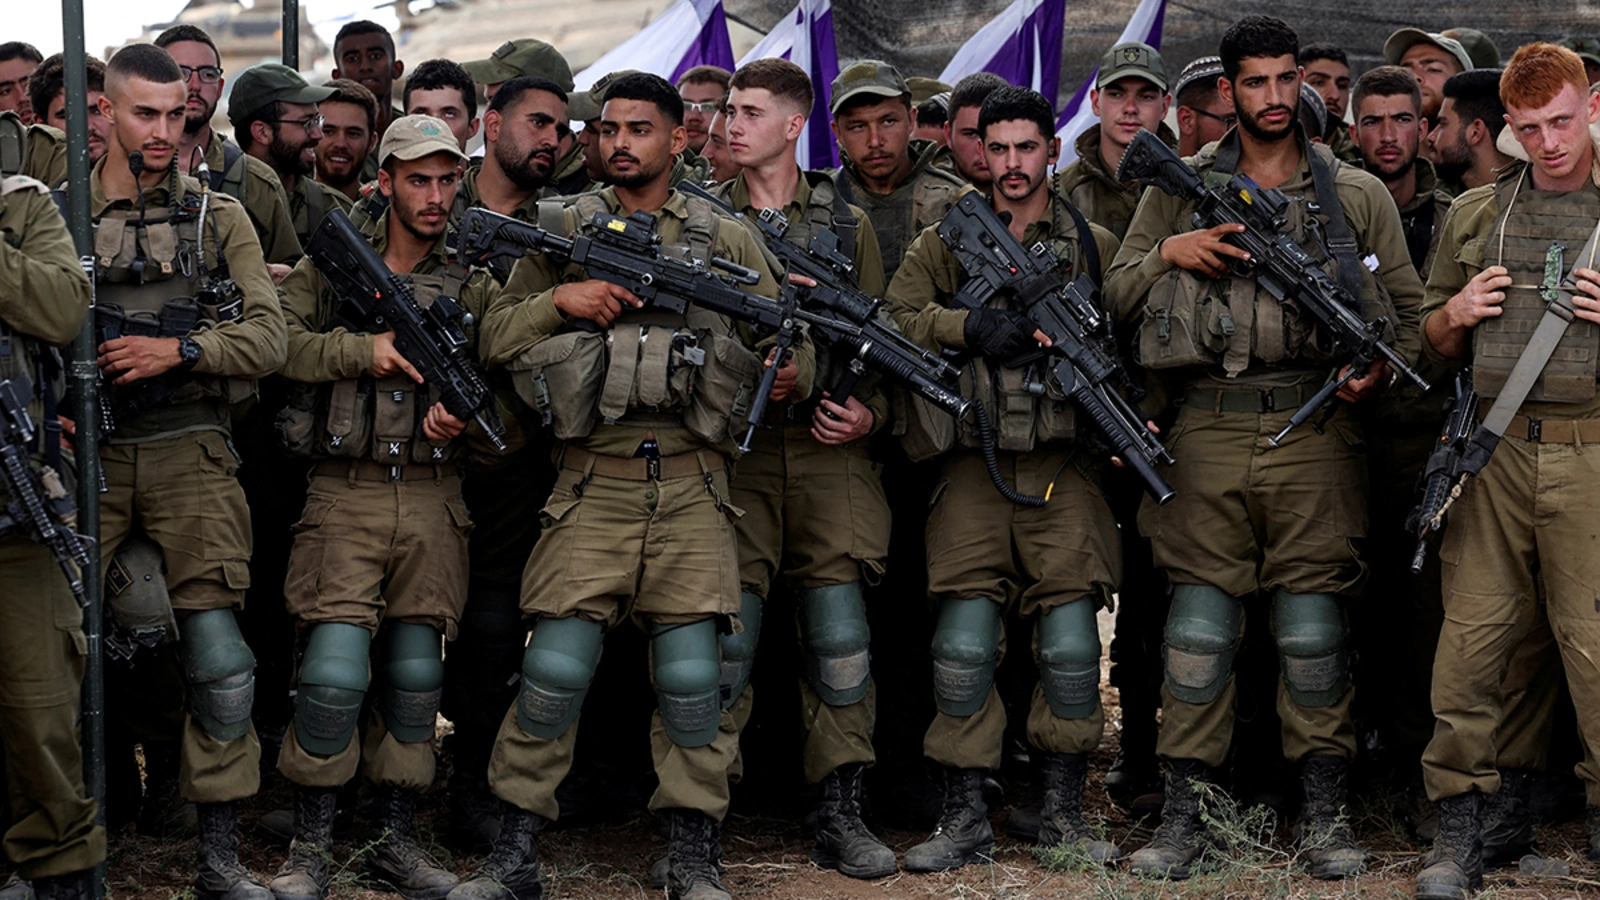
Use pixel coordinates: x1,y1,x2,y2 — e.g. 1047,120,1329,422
3,10,1600,900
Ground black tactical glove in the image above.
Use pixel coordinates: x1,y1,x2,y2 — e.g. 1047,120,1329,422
962,307,1037,361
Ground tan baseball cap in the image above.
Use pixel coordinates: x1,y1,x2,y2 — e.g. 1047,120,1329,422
378,114,469,166
1384,29,1474,73
568,68,643,122
1098,41,1168,93
462,39,574,92
830,61,910,116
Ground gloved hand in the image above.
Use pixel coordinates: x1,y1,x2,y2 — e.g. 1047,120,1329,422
962,307,1038,360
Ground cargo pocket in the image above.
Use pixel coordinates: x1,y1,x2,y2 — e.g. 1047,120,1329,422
1137,268,1228,370
844,449,890,583
508,331,606,440
444,494,475,535
685,333,763,447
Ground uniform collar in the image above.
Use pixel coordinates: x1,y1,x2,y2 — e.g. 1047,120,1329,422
369,209,456,274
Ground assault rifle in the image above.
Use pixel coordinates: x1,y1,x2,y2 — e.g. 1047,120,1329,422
305,210,507,452
456,206,971,451
1407,369,1481,574
0,375,93,606
936,192,1175,505
1116,129,1429,444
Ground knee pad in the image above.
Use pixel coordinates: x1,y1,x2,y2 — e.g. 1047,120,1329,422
800,583,871,707
1163,584,1242,705
381,623,444,743
294,622,372,756
1272,591,1348,708
179,609,256,741
1036,598,1101,719
517,616,604,740
651,618,722,748
930,597,1002,717
719,592,762,710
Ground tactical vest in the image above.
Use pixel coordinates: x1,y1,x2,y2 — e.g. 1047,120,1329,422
1473,170,1600,403
833,150,964,283
92,170,249,436
210,139,247,204
277,271,466,464
507,193,762,448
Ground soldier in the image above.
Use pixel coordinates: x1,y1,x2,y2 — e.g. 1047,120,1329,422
88,43,286,899
1429,69,1512,199
678,65,731,155
939,72,1008,189
1172,56,1232,158
1558,37,1600,86
1105,16,1424,880
332,20,405,182
1300,43,1359,165
0,131,104,900
228,64,350,247
1385,29,1474,127
1444,28,1502,71
700,108,740,184
909,76,952,147
314,79,379,204
267,115,491,900
154,26,302,277
456,72,798,900
28,53,109,166
1350,67,1450,276
403,60,480,153
709,56,893,879
889,85,1122,872
1413,42,1600,899
0,42,41,125
462,39,587,196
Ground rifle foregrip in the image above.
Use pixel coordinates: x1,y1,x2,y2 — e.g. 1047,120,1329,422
1067,382,1174,504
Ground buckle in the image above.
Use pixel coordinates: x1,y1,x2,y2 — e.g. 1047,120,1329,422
389,465,404,482
1261,389,1276,412
647,456,661,480
1527,418,1543,442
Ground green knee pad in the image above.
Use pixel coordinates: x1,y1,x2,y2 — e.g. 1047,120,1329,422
180,608,256,741
930,597,1002,717
800,582,871,707
651,618,722,748
1163,584,1242,704
294,622,372,756
719,592,762,709
1272,591,1348,708
1037,597,1101,719
517,616,605,740
381,623,444,743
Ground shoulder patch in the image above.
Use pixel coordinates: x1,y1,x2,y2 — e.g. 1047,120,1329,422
1,174,48,196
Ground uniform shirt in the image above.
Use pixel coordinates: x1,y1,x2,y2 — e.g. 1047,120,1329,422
0,178,90,349
203,134,304,265
1400,157,1453,280
832,138,968,284
1051,122,1177,241
287,176,354,248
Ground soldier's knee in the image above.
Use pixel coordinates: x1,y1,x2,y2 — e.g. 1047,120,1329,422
652,617,722,748
381,623,444,743
516,615,604,740
800,583,871,707
1163,584,1243,705
930,597,1002,717
718,592,762,710
1037,597,1101,719
294,622,372,755
180,608,256,742
1272,591,1348,708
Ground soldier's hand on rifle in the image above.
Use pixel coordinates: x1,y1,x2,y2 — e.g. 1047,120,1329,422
98,336,182,384
554,280,642,327
422,402,466,441
765,348,799,401
1571,267,1600,325
371,331,424,382
963,308,1050,360
1337,359,1390,403
812,393,873,445
1158,223,1251,278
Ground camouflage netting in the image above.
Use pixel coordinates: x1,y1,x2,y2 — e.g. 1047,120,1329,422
726,0,1600,111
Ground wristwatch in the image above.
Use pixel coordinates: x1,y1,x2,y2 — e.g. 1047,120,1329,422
177,336,203,371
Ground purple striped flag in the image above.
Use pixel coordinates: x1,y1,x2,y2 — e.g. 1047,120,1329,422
938,0,1066,108
1054,0,1169,164
573,0,736,91
738,0,840,169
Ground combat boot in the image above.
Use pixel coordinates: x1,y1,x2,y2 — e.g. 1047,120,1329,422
1297,755,1364,879
447,806,545,900
1479,768,1534,868
812,764,896,878
1037,752,1120,862
194,802,271,900
29,872,87,900
664,810,730,900
269,787,337,900
903,766,994,873
1415,792,1483,900
365,786,458,900
1129,759,1210,880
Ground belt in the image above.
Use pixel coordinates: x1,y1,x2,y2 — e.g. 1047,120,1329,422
312,459,458,483
1482,409,1600,444
1180,383,1318,414
559,445,724,481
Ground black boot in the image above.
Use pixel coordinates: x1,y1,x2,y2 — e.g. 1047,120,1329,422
447,806,545,900
1416,792,1483,900
812,764,896,878
1480,768,1534,869
138,743,196,838
1037,752,1121,862
665,810,730,900
195,802,271,900
29,872,88,900
1129,759,1210,880
903,766,994,873
1297,755,1364,879
269,787,338,900
365,786,458,900
1105,716,1159,809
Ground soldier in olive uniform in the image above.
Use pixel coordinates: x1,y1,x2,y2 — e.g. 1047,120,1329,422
458,73,801,900
88,44,286,900
0,148,105,900
229,65,352,248
1413,43,1600,900
1105,17,1425,881
268,116,493,900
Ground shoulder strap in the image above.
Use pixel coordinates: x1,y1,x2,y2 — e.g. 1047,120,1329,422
1405,200,1436,274
814,174,859,256
1306,142,1364,301
216,140,246,198
1057,191,1101,286
831,167,857,209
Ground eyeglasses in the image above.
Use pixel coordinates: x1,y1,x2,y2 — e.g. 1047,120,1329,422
682,100,721,114
275,113,325,133
1189,107,1237,129
180,65,223,85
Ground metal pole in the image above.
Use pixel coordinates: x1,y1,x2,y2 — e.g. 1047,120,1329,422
60,2,105,898
282,0,299,70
